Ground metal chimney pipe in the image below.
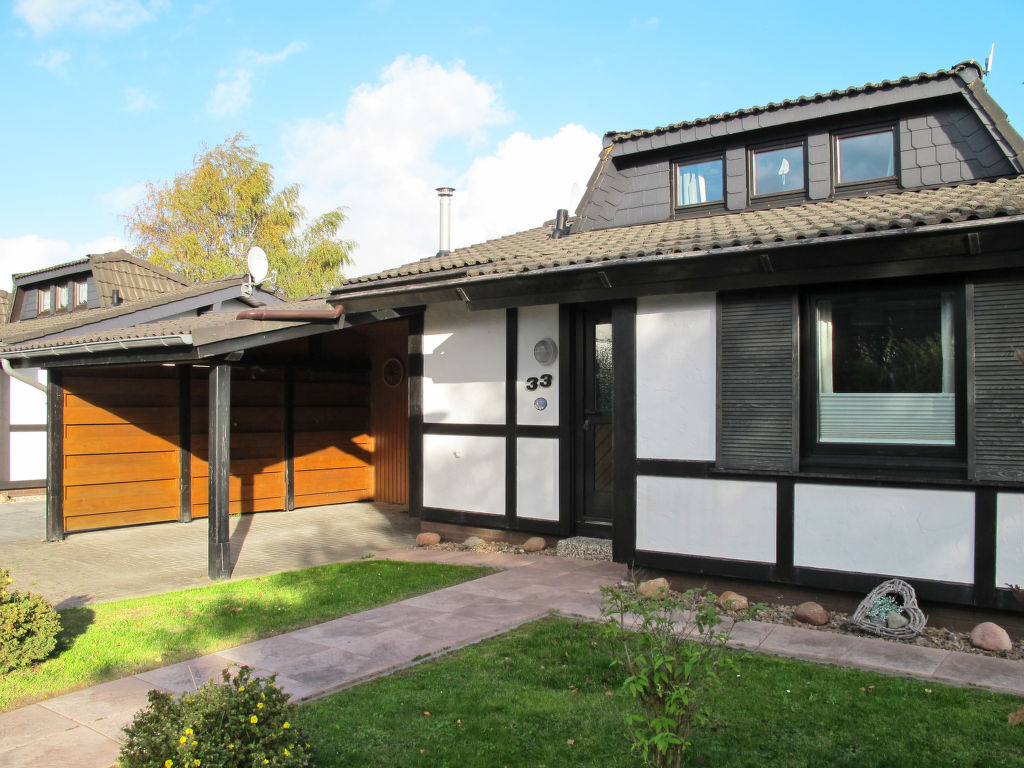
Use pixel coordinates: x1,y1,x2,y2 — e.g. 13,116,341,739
436,187,454,255
552,208,569,239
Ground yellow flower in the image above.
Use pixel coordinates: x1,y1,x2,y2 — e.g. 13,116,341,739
194,761,200,767
179,736,187,744
238,686,245,692
250,715,258,724
191,741,198,746
184,728,193,735
283,749,290,757
165,761,173,768
257,702,264,709
282,722,290,729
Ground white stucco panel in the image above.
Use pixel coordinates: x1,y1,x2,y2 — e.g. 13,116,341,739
996,493,1024,588
9,369,47,425
516,305,559,426
636,294,716,461
423,302,505,425
794,484,974,584
423,434,505,516
517,437,559,521
636,476,776,562
9,431,46,482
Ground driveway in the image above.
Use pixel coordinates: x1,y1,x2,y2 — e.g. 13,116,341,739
0,499,419,608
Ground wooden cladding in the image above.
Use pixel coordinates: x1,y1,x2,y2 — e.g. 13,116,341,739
62,368,180,531
370,319,410,503
972,279,1024,482
717,290,798,472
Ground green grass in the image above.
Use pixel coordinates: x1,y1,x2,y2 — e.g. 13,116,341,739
299,617,1024,767
0,560,490,712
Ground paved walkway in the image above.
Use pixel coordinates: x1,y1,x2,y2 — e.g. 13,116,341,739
1,547,1022,768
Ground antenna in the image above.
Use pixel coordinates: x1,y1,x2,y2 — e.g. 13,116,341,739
243,246,269,296
985,43,995,74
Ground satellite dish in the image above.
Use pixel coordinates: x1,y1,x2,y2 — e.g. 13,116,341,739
246,246,269,284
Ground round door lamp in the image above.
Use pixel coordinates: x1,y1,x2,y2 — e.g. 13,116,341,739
533,338,558,365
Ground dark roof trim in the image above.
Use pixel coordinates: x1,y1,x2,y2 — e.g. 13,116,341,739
12,260,91,286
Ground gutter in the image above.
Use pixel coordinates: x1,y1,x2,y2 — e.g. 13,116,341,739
235,306,343,322
0,358,47,392
1,333,193,360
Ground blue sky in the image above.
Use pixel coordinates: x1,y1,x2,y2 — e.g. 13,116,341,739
2,0,1023,289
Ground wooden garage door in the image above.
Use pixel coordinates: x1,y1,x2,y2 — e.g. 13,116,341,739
190,368,286,517
62,368,180,532
293,369,373,508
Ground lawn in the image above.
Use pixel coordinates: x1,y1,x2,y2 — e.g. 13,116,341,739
1,559,490,712
299,617,1024,767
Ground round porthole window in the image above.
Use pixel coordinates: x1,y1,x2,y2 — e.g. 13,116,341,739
533,338,558,366
382,356,404,388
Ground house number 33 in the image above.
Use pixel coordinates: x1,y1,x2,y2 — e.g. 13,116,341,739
525,374,553,391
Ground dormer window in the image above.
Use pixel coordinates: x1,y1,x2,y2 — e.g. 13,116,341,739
37,287,52,316
674,157,724,208
74,279,89,308
751,142,805,196
835,127,896,185
55,283,70,312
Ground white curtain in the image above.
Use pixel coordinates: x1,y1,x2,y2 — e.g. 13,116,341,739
817,300,833,393
681,172,707,205
941,292,955,393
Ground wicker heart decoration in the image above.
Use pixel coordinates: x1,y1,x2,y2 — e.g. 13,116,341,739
850,578,927,639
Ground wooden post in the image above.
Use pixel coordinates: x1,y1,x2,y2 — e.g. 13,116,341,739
45,369,64,542
284,369,295,511
178,366,193,524
208,362,231,579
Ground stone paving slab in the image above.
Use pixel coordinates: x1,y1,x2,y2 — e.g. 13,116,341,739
1,546,1022,768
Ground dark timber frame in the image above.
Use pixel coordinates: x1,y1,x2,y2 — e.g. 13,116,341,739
45,370,63,542
208,362,231,579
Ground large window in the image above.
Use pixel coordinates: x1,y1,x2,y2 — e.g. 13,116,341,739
835,128,895,185
751,143,804,196
811,286,958,449
674,157,723,207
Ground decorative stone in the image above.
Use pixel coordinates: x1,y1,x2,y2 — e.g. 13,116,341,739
462,535,486,549
886,612,910,629
637,578,670,598
415,532,441,547
969,622,1013,652
556,536,613,561
522,536,546,552
716,591,748,611
794,601,828,626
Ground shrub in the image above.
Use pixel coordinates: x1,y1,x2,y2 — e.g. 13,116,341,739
0,567,60,674
601,584,739,768
120,665,313,768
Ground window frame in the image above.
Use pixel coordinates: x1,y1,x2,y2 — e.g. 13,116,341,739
671,153,726,215
748,139,807,203
36,286,53,316
832,124,899,196
55,282,71,313
800,279,967,472
73,278,89,308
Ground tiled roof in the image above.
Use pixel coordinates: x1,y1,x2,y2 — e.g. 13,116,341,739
0,299,334,354
87,251,190,304
0,275,248,345
336,177,1024,291
607,61,982,143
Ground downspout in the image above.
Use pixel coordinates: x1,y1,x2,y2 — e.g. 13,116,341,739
1,358,47,393
235,306,344,322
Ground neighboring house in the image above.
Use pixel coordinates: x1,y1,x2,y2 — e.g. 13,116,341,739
3,61,1024,609
0,251,282,492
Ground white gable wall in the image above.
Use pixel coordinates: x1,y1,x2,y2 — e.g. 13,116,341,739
6,368,47,484
423,434,505,516
996,493,1024,588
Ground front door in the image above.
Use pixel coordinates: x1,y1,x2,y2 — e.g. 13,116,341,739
574,305,614,537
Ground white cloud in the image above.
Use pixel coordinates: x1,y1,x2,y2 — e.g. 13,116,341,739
206,41,306,118
99,182,147,214
14,0,163,35
281,55,600,278
123,86,156,111
32,48,70,78
0,235,125,291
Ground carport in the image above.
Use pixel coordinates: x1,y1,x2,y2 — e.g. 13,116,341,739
0,300,414,578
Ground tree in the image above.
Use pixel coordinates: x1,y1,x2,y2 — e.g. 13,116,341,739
124,133,355,298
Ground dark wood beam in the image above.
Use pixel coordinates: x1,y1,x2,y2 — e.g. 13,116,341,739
284,369,295,511
45,370,64,542
178,366,192,524
208,362,232,579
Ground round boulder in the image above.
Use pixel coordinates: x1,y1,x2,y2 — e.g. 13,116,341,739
416,532,441,547
637,577,670,598
522,536,547,552
716,591,748,611
794,601,829,626
462,535,486,549
969,622,1013,652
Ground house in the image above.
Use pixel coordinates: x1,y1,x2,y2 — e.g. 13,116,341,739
2,61,1023,609
0,251,282,492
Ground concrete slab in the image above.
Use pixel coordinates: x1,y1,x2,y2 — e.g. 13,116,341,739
39,676,154,741
754,623,858,663
838,635,949,678
931,650,1024,694
0,720,118,768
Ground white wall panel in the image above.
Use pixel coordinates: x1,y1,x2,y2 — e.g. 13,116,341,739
996,493,1024,588
423,303,505,424
794,484,974,583
517,437,559,521
423,434,505,515
636,294,716,460
9,431,46,481
637,476,776,562
9,369,46,425
516,305,559,426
